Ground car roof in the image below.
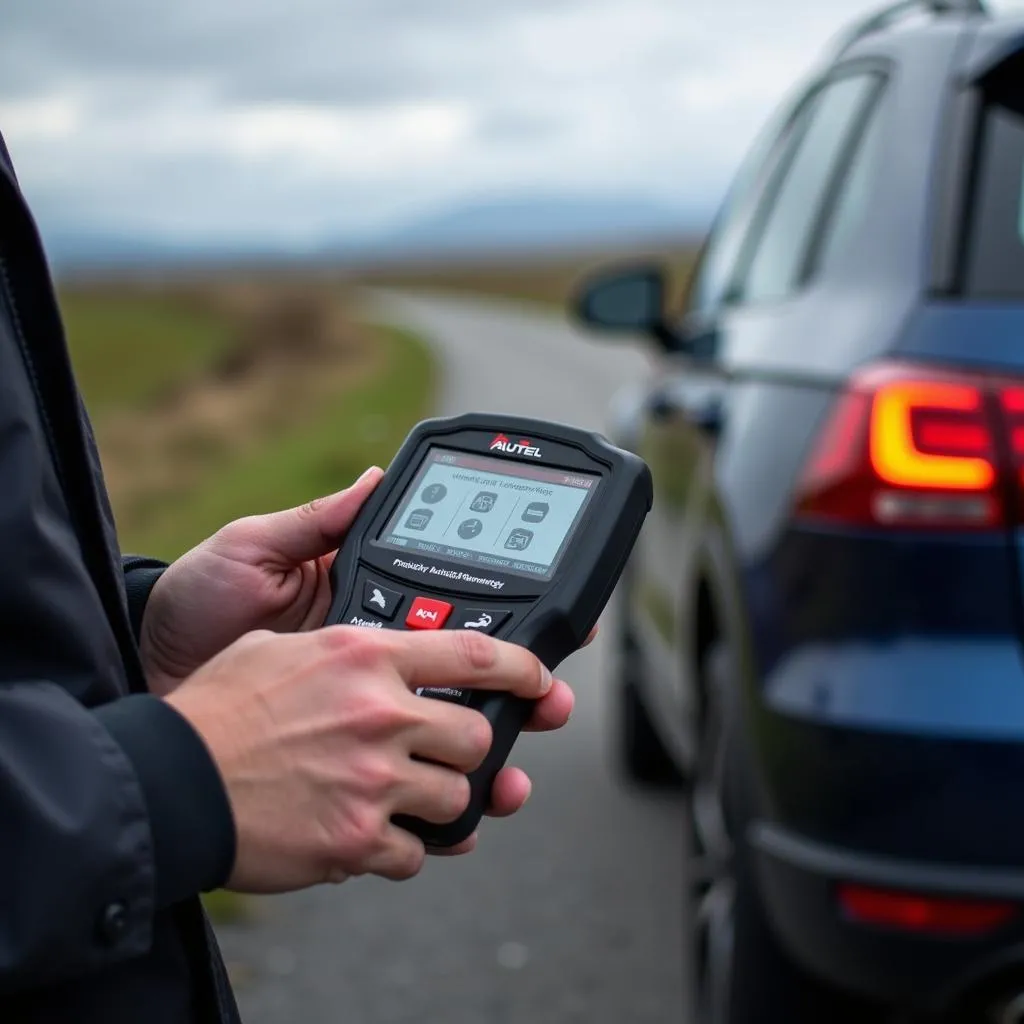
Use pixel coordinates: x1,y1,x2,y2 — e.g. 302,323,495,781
960,11,1024,80
834,4,1024,80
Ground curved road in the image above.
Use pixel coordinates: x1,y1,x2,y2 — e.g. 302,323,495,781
215,291,686,1024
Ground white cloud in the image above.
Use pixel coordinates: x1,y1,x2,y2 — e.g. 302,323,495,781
0,95,81,142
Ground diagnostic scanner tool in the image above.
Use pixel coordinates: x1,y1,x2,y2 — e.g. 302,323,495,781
324,413,653,848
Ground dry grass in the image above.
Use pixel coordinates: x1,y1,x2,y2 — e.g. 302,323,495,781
61,275,436,561
90,282,378,541
353,245,701,311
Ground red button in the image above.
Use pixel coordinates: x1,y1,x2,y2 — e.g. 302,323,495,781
405,596,453,630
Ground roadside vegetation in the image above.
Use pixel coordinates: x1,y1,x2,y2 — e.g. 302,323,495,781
62,278,435,561
59,275,437,922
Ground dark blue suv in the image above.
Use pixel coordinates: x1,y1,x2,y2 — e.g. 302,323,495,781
574,2,1024,1022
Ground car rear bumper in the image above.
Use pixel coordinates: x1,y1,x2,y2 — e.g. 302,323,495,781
751,640,1024,867
750,820,1024,1014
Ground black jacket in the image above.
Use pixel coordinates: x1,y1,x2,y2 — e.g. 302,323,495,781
0,134,242,1022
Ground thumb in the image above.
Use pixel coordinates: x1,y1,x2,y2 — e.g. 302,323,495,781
252,465,384,565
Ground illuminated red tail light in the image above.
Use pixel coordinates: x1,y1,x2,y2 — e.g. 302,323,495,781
795,362,1017,530
999,387,1024,487
838,883,1016,937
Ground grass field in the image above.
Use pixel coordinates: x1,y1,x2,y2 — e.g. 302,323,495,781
59,278,437,923
62,279,436,562
60,289,236,413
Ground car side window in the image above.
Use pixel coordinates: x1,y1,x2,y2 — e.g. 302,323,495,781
737,73,881,305
963,97,1024,298
813,87,887,273
687,105,807,316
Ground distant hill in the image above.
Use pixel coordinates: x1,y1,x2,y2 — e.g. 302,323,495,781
366,195,699,257
42,193,706,274
41,230,230,274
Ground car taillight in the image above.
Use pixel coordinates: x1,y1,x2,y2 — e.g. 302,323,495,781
796,363,1011,530
1000,387,1024,491
838,884,1016,937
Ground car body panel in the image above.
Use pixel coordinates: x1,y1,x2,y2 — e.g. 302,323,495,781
753,818,1024,1011
627,26,967,770
603,9,1024,1011
898,303,1024,373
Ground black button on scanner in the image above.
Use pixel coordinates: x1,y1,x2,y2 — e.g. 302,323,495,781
362,580,403,620
451,608,512,635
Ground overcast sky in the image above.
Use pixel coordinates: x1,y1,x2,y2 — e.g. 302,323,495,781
1,0,1022,249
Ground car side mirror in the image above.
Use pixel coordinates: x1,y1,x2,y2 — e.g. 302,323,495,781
572,263,681,351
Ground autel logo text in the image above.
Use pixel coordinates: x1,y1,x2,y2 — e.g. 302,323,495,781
490,433,543,459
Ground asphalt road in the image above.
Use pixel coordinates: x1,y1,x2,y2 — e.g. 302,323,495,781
214,291,686,1024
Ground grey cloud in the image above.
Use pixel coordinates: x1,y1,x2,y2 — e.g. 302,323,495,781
473,106,570,146
1,0,588,105
0,0,893,247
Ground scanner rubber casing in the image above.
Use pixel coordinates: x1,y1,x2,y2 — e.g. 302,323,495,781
325,413,653,847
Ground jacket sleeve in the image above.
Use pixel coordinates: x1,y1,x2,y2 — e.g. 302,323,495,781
0,681,236,993
122,555,168,642
0,135,236,992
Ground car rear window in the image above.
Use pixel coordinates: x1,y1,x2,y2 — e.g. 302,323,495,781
963,89,1024,298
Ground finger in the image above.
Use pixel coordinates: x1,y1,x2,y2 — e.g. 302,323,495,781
485,766,532,818
427,833,479,857
362,823,426,882
406,699,493,774
298,556,340,632
385,630,552,701
522,678,575,732
393,761,472,826
253,466,384,565
581,624,600,648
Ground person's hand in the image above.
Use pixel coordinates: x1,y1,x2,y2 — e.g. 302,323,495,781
166,626,575,890
143,462,591,836
139,466,385,697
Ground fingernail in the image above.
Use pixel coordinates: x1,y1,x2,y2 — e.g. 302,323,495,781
540,664,553,695
356,466,382,485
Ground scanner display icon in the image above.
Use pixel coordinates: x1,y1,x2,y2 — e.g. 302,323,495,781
505,528,534,551
470,491,498,514
405,508,433,531
523,502,549,523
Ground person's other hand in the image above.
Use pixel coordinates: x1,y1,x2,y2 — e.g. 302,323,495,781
139,466,385,697
166,627,572,891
